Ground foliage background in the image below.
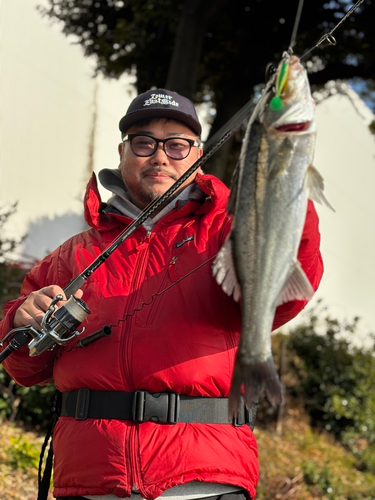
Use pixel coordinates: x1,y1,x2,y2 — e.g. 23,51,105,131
0,207,56,432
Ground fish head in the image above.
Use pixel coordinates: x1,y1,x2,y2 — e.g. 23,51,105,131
261,54,316,135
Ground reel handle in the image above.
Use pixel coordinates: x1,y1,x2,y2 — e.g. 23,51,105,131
0,295,91,362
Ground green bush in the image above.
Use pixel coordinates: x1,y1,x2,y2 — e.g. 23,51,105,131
0,203,28,314
287,306,375,472
302,460,341,499
5,434,40,472
0,366,56,430
0,204,57,431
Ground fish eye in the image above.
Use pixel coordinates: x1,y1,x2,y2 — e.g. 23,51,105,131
265,63,276,82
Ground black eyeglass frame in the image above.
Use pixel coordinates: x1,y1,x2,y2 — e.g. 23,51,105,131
123,134,201,160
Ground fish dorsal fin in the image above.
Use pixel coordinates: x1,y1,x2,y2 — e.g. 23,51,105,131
276,260,314,306
305,165,335,212
212,238,241,302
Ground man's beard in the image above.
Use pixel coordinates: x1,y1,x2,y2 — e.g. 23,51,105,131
127,184,160,208
124,167,179,208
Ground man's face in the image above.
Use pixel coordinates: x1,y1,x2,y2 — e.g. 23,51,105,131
118,118,203,209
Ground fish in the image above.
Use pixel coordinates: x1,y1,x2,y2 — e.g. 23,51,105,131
212,53,333,419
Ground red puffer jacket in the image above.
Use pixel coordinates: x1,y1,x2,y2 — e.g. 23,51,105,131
0,173,323,499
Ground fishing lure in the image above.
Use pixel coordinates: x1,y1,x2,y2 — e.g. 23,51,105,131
269,53,291,111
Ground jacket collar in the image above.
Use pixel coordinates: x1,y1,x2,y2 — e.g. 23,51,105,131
84,172,229,231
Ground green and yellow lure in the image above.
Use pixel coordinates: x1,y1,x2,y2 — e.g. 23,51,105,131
270,56,290,111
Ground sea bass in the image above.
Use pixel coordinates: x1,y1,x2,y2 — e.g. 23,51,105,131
213,53,332,418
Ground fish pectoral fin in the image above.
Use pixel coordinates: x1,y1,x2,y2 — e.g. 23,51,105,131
305,165,335,212
268,138,294,180
276,260,315,306
212,238,241,302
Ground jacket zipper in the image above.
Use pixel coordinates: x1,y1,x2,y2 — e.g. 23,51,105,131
130,423,143,497
121,229,151,494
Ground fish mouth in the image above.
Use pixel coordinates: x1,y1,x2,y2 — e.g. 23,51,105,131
275,121,311,133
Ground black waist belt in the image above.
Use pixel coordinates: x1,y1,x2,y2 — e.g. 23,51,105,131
59,389,257,429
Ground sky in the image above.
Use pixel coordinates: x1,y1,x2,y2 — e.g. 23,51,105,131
1,0,374,347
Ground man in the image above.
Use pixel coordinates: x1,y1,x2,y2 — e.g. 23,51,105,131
0,89,323,500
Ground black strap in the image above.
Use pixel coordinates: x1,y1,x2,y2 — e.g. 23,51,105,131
37,391,62,500
60,389,258,429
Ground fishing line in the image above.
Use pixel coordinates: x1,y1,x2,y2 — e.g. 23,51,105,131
289,0,305,52
62,254,218,353
300,0,366,61
267,0,306,112
108,254,217,329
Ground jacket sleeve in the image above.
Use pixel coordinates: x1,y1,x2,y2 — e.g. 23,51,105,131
272,200,323,330
0,248,65,387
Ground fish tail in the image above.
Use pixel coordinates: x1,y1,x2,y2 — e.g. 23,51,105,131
228,365,243,422
228,358,282,421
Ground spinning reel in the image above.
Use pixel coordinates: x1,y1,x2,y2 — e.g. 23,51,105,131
0,295,91,363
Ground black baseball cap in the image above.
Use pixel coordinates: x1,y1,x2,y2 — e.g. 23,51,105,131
119,89,202,137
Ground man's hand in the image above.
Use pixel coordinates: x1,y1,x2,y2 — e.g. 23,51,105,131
13,286,84,329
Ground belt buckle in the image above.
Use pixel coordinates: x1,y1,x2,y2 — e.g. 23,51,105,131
132,391,180,424
75,388,91,421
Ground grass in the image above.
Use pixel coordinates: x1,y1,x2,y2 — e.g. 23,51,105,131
0,421,54,500
255,405,375,500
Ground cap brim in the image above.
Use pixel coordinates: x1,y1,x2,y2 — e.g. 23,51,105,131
119,108,202,136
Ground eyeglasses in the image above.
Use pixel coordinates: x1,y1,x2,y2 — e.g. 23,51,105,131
123,134,200,160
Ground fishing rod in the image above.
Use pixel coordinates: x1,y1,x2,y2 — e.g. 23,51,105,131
300,0,366,60
0,96,256,363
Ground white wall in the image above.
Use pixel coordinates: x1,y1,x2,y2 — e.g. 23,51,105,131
0,0,91,247
0,0,135,261
283,89,375,345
